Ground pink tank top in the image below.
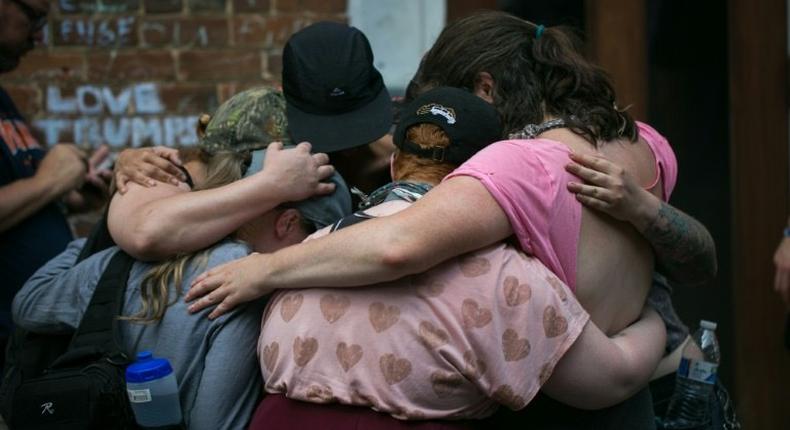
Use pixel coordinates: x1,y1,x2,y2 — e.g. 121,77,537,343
446,122,677,291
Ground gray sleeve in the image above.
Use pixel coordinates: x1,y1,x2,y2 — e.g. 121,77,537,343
186,302,265,430
12,238,107,333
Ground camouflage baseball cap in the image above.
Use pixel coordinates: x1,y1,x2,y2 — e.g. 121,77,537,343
200,86,292,153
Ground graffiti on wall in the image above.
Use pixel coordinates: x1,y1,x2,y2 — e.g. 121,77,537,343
34,83,199,148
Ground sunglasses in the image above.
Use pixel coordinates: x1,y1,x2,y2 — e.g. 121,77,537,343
7,0,47,31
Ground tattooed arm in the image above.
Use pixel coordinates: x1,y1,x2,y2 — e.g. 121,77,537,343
566,153,716,286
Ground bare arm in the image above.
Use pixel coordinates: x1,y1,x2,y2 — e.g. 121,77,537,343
186,176,513,317
542,306,666,409
566,152,717,286
109,143,335,261
0,144,86,233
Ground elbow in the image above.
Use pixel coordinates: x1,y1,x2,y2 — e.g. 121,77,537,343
378,234,431,279
120,223,169,261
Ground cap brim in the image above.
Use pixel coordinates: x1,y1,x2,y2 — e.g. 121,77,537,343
287,87,393,153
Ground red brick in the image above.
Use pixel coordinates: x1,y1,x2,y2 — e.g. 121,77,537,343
87,51,176,81
179,50,262,81
58,0,140,14
3,85,42,116
275,0,345,14
141,18,228,47
233,0,270,13
4,50,84,81
188,0,226,12
265,52,282,79
144,0,182,13
254,14,314,48
180,18,229,47
53,16,138,48
232,15,266,46
157,83,219,114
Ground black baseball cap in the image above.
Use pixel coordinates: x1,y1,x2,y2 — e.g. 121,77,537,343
394,87,502,165
282,22,392,153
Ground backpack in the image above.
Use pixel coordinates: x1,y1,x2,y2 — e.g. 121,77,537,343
0,226,138,430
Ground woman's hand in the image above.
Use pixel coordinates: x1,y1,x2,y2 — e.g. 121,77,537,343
186,253,273,319
565,152,660,230
260,142,336,202
114,146,186,194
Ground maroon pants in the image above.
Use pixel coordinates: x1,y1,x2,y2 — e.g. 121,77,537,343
248,394,477,430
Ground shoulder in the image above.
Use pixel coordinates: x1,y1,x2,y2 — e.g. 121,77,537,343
203,240,252,268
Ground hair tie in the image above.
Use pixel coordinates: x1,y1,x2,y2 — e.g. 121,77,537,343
535,24,545,39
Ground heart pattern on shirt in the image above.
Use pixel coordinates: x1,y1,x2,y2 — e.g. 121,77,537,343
336,342,363,372
369,302,400,333
503,275,532,306
502,328,530,361
413,275,447,298
543,306,568,338
419,321,450,348
262,341,279,372
430,370,465,398
458,256,492,277
462,350,487,379
320,294,351,323
461,299,493,329
293,336,318,367
280,293,303,322
546,275,568,301
379,353,412,385
493,384,527,410
304,384,334,403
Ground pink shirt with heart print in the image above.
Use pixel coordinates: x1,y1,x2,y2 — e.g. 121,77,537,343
258,199,589,420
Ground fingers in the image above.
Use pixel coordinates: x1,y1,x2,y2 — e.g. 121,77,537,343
316,164,335,181
268,141,284,152
312,152,330,166
152,146,183,166
89,145,110,168
315,181,337,195
565,162,616,188
567,182,616,203
144,153,186,185
568,152,617,174
573,192,611,212
295,141,312,153
115,173,130,194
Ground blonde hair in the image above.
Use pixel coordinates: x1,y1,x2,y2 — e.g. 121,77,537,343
392,123,456,184
122,114,250,324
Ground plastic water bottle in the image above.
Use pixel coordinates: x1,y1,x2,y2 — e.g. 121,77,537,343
125,351,183,428
664,320,720,428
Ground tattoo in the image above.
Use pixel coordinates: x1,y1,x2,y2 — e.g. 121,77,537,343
643,202,717,285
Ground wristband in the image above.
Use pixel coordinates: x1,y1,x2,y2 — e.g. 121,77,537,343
784,227,790,237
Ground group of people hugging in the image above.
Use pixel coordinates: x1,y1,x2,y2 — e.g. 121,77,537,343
11,11,734,430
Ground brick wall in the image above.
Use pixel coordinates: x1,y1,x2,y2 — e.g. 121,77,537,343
4,0,348,150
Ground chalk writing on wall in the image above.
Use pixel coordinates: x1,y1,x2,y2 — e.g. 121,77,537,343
34,83,199,148
58,17,136,47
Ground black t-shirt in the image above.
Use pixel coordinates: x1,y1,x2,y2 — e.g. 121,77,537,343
0,87,73,337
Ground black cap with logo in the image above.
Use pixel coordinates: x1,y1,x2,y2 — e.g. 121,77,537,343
394,87,503,165
282,22,392,153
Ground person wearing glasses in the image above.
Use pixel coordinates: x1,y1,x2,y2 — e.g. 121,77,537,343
0,0,111,370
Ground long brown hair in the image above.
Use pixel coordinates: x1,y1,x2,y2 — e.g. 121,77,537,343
411,11,636,144
392,123,455,184
122,123,250,324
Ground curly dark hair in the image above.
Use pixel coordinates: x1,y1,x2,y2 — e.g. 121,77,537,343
410,11,637,144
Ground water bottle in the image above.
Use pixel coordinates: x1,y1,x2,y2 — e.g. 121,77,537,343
125,351,183,428
664,320,720,428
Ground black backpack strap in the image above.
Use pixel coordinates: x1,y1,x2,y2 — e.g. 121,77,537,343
53,250,135,368
76,205,117,264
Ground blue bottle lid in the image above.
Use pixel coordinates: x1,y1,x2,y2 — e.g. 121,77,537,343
125,351,174,383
